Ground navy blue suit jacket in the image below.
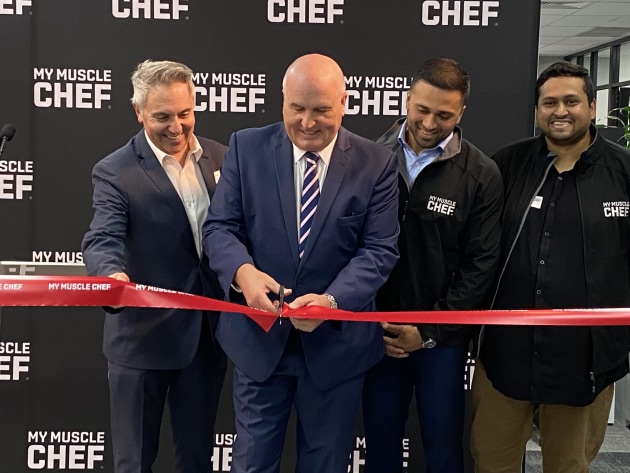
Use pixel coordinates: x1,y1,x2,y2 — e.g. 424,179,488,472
202,123,399,389
82,130,226,370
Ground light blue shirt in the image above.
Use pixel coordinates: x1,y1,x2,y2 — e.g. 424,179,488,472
397,121,453,186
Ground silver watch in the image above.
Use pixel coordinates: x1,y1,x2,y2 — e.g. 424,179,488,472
422,338,437,349
324,293,338,309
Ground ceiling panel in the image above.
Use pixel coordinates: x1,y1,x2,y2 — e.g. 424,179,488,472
539,1,630,56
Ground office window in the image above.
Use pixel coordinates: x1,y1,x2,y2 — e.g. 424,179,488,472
597,49,610,85
583,53,591,73
596,89,609,125
620,42,630,82
566,37,630,127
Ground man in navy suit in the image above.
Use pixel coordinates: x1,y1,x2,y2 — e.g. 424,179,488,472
82,59,227,473
202,53,399,473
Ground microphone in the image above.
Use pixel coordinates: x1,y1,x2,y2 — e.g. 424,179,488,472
0,124,16,157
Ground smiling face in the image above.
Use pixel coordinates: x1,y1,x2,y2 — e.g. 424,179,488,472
405,80,465,153
134,81,195,163
536,76,595,148
282,54,347,152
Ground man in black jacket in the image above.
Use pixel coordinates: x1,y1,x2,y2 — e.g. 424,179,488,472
362,58,503,473
470,61,630,473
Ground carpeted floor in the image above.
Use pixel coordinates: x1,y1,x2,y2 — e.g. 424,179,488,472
525,452,630,473
525,421,630,472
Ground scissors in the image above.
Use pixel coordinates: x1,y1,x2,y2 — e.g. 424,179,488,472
278,284,285,323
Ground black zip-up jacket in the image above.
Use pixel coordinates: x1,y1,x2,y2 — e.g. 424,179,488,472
376,118,503,347
482,126,630,395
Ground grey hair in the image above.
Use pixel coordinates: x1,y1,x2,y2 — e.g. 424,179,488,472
130,60,194,109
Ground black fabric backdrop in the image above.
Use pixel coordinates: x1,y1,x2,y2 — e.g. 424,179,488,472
0,1,540,471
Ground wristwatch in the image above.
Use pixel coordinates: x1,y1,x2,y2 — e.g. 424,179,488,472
421,338,437,349
323,293,338,309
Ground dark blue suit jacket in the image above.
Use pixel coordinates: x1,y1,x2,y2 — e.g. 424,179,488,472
82,130,226,370
202,123,399,389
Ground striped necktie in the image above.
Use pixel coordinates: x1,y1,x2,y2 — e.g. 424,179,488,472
299,152,320,258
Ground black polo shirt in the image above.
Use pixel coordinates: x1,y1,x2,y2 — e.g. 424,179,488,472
484,163,597,406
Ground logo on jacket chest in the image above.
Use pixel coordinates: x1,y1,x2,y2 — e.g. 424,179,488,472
602,201,629,218
427,195,456,216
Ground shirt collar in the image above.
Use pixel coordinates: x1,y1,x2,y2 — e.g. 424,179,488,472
144,130,203,165
292,134,338,165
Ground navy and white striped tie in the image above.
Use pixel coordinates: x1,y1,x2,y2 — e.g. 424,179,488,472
299,152,320,258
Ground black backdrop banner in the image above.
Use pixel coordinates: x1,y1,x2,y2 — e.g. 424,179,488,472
0,1,540,471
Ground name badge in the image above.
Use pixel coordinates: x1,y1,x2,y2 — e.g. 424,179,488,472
531,196,543,209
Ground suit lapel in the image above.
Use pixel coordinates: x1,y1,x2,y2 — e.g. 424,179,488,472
275,132,300,268
198,152,218,199
134,130,187,215
300,128,351,261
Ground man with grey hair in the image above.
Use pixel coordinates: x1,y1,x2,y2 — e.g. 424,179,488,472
82,59,227,473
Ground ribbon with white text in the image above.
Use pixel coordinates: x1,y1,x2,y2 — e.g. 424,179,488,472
1,276,630,332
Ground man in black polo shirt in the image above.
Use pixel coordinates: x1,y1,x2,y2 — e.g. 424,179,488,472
470,61,630,473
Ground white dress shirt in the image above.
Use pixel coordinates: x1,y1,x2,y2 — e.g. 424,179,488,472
145,131,209,257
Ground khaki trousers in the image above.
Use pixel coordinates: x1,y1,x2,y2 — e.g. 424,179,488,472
470,360,613,473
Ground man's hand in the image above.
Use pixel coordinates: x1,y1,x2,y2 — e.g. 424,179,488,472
234,263,292,313
287,293,330,332
381,322,423,358
107,272,130,309
108,272,130,282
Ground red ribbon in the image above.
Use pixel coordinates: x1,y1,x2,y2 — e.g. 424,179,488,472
1,276,630,332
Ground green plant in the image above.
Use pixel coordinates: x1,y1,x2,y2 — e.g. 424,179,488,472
606,105,630,149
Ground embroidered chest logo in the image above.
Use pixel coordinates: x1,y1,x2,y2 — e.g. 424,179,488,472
602,201,629,218
427,195,456,216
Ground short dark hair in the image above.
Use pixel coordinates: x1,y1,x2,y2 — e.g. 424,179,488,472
410,58,470,103
535,61,594,105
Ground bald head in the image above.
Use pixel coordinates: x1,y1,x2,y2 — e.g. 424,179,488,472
282,54,347,152
283,54,346,98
